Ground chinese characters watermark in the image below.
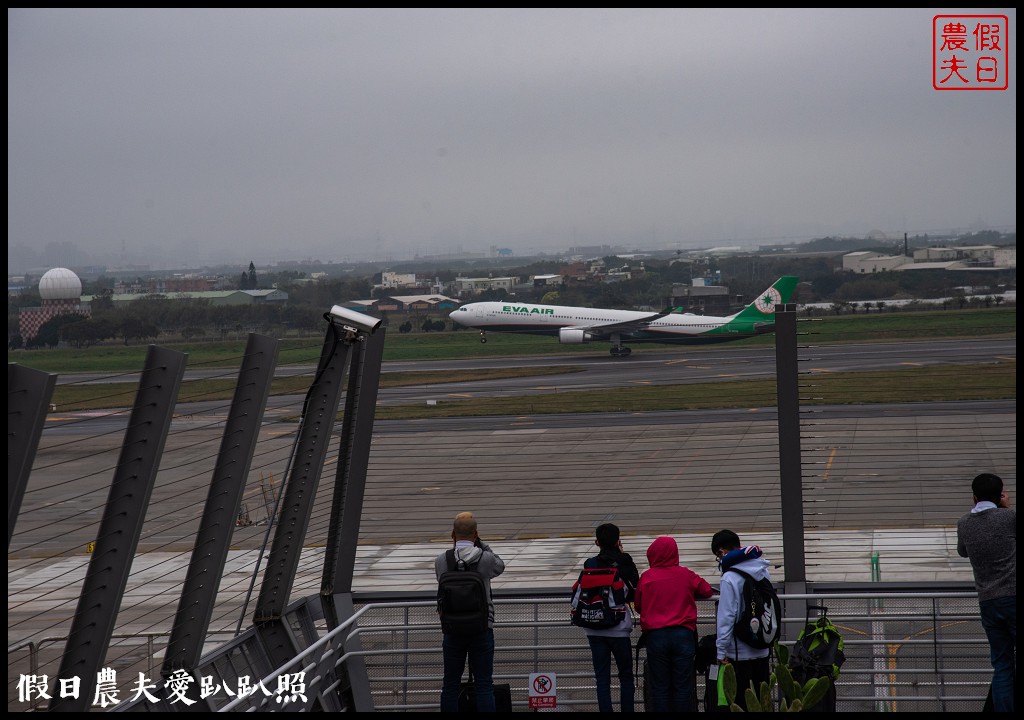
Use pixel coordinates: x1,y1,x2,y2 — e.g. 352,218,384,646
934,15,1009,90
17,670,307,707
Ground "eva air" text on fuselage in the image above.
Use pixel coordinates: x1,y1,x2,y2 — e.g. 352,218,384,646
502,306,554,314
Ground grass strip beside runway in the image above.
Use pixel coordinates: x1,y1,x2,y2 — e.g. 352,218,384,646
371,361,1016,419
47,366,586,411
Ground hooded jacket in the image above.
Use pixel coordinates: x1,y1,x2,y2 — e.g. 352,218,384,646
435,540,505,628
634,536,714,632
716,545,772,661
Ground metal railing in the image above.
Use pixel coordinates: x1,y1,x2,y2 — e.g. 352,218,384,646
347,591,992,713
8,589,995,712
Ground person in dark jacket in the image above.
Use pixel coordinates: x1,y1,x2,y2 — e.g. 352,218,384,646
579,523,641,712
957,473,1015,713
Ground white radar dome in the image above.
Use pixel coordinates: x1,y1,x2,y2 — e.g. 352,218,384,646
38,267,83,301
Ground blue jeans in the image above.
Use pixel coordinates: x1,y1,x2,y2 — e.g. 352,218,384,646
979,595,1016,713
440,628,496,712
645,626,696,712
587,635,635,712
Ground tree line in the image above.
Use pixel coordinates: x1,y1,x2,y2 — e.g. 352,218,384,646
8,252,1014,349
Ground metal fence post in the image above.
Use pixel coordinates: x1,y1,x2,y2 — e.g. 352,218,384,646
775,303,807,631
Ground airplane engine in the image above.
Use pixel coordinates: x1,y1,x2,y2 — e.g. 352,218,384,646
558,328,593,344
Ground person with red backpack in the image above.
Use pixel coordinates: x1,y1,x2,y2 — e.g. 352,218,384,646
634,536,714,712
573,523,640,712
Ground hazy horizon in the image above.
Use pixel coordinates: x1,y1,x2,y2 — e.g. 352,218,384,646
8,9,1016,274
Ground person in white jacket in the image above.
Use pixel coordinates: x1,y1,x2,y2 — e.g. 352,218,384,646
711,530,772,712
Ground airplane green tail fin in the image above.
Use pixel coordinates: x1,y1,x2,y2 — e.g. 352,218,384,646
732,276,800,319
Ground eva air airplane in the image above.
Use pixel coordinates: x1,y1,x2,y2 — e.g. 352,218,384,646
449,276,799,357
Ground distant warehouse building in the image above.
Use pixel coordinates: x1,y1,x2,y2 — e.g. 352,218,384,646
80,289,289,307
390,294,459,312
338,295,458,314
843,245,1014,274
843,252,909,274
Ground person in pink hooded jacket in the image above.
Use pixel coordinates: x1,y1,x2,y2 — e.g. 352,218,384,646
634,536,714,712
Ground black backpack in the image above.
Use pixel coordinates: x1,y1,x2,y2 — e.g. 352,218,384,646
725,568,782,650
570,564,630,630
437,549,490,636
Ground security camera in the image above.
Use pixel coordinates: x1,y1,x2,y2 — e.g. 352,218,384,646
326,305,383,335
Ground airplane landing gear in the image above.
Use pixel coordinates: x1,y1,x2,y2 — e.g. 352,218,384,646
609,346,632,357
479,331,487,344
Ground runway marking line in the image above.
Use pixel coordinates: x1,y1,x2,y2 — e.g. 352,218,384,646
899,362,924,366
823,447,838,482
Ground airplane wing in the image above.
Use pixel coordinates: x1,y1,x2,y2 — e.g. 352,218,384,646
576,308,673,338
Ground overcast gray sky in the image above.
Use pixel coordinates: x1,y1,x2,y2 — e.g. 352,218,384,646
7,8,1017,271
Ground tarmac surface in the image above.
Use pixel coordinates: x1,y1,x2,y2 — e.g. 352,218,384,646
8,335,1015,710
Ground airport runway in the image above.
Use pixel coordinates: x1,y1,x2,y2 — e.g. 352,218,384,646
20,336,1016,557
13,400,1014,559
44,336,1017,414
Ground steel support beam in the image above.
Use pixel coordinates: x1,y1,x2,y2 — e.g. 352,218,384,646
49,345,187,712
323,328,385,595
161,335,278,705
255,324,352,623
8,364,57,548
775,303,808,627
320,329,385,713
252,318,382,708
